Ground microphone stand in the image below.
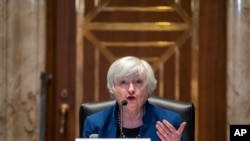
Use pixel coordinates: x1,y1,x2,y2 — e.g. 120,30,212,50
120,100,128,138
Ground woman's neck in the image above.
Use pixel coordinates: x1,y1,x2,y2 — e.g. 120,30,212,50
122,109,143,128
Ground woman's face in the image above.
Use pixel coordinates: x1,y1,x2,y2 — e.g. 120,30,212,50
113,74,148,111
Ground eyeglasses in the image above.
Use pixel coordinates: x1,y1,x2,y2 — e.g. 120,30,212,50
116,78,144,89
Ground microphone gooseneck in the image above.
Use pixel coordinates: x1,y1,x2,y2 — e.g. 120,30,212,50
120,100,128,138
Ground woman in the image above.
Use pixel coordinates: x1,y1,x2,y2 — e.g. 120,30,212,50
83,56,186,141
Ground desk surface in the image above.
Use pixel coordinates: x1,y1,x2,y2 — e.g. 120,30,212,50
76,139,151,141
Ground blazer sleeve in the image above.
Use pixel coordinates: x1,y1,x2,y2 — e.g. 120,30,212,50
82,116,96,138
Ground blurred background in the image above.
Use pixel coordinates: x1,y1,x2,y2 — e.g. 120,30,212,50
0,0,249,141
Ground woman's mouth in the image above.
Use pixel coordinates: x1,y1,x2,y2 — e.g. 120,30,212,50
127,96,136,100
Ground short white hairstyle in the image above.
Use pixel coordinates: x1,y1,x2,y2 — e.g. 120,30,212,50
107,56,157,95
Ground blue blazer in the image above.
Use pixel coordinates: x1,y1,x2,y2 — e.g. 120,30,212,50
82,101,185,141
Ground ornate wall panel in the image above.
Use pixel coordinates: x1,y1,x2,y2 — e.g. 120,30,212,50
81,0,197,104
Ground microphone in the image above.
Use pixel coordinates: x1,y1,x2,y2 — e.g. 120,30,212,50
120,100,128,138
121,100,128,106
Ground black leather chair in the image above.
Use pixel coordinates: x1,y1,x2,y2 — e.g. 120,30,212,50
79,96,195,141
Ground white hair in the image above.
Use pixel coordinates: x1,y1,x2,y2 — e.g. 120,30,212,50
107,56,157,95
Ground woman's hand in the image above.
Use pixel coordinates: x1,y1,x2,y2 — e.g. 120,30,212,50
156,120,186,141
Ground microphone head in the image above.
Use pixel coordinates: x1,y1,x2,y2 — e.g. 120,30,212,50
121,100,128,106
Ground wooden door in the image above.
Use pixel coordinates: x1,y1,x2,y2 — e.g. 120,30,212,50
46,0,227,141
45,0,76,141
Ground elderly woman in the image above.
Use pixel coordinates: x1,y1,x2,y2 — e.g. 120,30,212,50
83,56,186,141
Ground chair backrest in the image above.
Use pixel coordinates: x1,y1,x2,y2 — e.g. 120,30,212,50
79,96,195,141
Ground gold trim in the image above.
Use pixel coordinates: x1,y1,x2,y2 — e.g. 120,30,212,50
94,48,100,101
174,46,180,101
85,22,189,31
101,6,174,12
159,63,164,97
101,41,175,47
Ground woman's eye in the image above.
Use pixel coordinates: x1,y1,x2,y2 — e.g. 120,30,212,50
135,80,142,84
116,79,143,88
120,80,127,85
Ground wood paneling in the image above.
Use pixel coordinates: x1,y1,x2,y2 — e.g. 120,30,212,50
82,0,193,103
198,0,227,140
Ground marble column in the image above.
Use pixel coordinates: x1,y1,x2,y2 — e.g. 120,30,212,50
227,0,250,139
0,0,46,141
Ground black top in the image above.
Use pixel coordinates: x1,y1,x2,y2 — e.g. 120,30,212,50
116,126,141,138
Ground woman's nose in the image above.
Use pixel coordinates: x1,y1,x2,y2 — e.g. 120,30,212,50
128,83,135,92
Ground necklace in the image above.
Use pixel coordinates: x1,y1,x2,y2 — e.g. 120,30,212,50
117,112,141,138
